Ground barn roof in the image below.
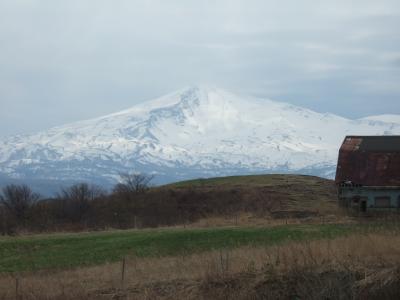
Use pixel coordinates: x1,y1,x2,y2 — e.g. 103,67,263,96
342,135,400,152
335,136,400,186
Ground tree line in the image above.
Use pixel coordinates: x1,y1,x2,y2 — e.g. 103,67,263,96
0,173,160,234
1,173,268,235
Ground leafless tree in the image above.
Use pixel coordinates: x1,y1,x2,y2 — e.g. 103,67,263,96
113,172,154,195
59,183,105,222
0,184,40,223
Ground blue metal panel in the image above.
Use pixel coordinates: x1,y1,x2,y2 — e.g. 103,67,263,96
339,186,400,211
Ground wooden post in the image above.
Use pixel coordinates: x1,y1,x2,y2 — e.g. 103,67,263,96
121,257,126,290
219,249,230,274
15,278,19,300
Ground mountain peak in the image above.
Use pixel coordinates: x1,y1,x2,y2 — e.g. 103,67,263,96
123,85,241,118
1,86,400,194
117,85,219,115
180,84,220,93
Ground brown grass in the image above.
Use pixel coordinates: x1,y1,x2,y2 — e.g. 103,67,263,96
1,231,400,299
186,212,352,228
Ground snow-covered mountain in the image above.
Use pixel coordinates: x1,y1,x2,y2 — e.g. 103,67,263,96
361,114,400,124
1,86,399,194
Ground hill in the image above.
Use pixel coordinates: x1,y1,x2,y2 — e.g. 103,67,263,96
162,174,339,221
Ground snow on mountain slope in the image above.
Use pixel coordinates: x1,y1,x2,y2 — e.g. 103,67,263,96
361,114,400,125
0,86,399,193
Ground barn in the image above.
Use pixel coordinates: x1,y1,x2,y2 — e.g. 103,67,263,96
335,135,400,212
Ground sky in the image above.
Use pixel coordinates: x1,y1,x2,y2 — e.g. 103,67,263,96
1,0,400,137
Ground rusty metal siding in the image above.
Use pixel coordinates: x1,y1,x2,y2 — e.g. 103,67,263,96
335,136,400,186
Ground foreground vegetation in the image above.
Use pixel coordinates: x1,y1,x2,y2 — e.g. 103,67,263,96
2,174,399,299
0,224,353,273
0,225,399,299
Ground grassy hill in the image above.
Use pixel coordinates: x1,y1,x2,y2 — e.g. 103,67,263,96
168,174,327,188
162,174,339,218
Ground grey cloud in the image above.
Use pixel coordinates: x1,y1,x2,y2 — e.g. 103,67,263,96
0,0,400,137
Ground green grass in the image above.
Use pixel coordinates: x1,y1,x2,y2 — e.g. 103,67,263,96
0,224,353,273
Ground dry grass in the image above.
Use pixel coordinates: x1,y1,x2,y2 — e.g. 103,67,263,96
1,231,400,299
164,174,341,219
186,212,352,228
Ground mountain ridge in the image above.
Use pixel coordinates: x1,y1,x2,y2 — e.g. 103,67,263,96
1,86,399,194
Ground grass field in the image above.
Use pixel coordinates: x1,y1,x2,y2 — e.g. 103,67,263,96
0,224,354,273
1,224,400,299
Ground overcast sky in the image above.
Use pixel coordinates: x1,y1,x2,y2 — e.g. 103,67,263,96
1,0,400,137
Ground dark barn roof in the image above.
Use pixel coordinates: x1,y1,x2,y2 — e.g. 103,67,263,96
335,136,400,186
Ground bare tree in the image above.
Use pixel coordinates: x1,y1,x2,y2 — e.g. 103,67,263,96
59,183,105,222
113,172,154,195
0,184,40,224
